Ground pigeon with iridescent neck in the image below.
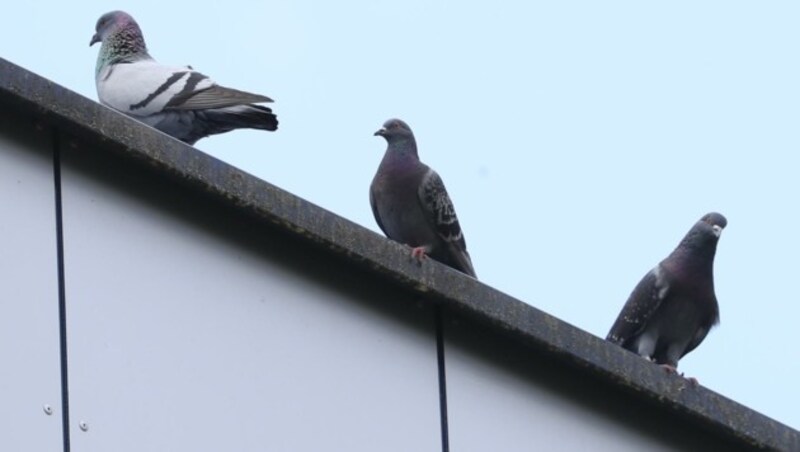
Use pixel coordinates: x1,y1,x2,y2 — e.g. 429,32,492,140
607,212,727,375
370,119,476,278
90,10,277,145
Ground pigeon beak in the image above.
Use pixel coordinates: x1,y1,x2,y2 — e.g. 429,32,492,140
711,225,723,237
90,33,101,46
374,128,386,137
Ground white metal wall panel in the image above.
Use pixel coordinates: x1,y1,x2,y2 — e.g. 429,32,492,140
60,149,441,452
0,116,64,451
444,319,707,452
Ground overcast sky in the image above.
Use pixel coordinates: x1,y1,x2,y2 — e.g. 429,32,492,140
3,1,798,430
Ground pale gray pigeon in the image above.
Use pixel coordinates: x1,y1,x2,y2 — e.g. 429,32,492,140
607,212,727,373
90,11,278,145
370,119,476,278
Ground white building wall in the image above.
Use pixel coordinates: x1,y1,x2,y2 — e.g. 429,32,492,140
60,147,443,451
0,115,64,451
445,319,695,452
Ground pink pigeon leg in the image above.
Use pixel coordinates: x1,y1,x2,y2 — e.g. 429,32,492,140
411,246,429,261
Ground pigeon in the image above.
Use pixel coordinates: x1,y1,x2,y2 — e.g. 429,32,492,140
370,119,476,278
607,212,727,373
90,11,277,145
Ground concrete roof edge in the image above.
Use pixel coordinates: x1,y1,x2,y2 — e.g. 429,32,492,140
1,58,796,451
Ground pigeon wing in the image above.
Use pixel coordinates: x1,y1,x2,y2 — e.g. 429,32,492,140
98,60,215,116
166,84,273,110
607,266,669,346
417,169,475,276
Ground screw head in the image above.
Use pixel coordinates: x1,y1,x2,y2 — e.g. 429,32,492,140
79,421,89,432
43,405,53,415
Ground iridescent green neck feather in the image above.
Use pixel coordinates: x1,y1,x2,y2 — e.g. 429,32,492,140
95,26,151,77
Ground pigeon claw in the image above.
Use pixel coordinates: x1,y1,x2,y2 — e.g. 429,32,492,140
411,247,429,261
658,364,699,386
659,364,678,375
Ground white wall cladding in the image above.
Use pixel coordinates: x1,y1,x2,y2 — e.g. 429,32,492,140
0,114,64,451
443,317,735,452
58,148,442,451
445,329,672,451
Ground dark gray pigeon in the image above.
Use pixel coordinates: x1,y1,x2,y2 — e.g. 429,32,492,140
607,212,727,372
370,119,476,278
90,11,278,145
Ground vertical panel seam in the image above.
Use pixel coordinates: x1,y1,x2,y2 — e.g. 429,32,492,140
52,130,71,452
435,306,449,452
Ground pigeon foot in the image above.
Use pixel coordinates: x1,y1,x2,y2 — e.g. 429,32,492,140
411,247,429,261
659,364,699,386
659,364,678,374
